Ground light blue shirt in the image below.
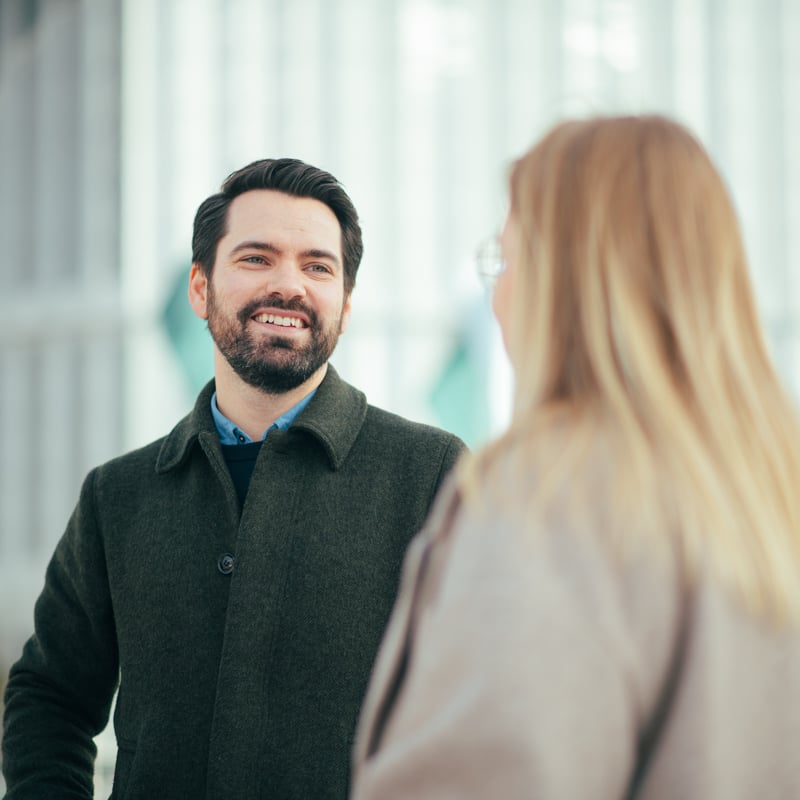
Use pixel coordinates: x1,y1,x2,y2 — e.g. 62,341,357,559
210,389,317,444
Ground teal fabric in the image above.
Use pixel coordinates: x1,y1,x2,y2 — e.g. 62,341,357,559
2,365,466,800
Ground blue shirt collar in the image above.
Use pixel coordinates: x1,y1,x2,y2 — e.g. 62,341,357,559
210,389,317,445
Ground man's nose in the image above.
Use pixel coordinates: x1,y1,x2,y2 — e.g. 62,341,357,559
267,261,306,299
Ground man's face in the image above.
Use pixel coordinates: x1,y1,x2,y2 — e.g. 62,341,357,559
189,189,351,394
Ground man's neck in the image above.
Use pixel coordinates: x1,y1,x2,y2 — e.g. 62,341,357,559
212,355,327,442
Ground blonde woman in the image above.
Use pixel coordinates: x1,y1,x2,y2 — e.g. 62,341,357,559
350,115,800,799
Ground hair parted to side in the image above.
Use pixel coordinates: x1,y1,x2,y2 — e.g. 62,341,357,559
191,158,363,295
465,114,800,624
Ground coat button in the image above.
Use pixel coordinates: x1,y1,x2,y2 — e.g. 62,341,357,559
218,553,235,575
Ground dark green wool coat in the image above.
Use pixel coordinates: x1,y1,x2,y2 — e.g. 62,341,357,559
2,366,465,799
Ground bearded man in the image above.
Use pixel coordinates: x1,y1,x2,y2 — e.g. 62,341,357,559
2,159,466,800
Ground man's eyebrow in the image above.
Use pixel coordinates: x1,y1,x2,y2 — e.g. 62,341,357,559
301,248,340,266
229,240,281,257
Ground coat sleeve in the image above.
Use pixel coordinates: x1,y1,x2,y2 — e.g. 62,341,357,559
2,468,119,798
351,494,678,800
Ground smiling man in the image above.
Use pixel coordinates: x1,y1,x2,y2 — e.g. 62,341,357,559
1,159,466,799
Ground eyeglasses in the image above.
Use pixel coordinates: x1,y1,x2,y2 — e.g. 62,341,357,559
475,235,506,290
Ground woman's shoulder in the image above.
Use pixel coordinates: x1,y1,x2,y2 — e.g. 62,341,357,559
446,436,689,709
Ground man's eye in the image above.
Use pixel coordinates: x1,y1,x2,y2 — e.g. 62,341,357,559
243,255,266,265
307,263,332,274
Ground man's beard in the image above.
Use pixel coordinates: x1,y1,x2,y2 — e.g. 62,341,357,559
206,288,344,394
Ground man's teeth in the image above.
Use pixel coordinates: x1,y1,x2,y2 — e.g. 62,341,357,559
254,313,304,328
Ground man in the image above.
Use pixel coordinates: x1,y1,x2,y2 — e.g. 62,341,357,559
2,159,465,799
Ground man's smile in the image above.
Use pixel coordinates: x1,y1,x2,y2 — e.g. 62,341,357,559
251,312,308,329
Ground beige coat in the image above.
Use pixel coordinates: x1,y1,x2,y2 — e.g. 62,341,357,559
351,458,800,799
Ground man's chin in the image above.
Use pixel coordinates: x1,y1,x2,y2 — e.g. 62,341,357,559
234,357,325,394
259,335,296,351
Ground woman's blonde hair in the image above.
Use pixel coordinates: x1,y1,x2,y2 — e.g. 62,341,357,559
463,114,800,623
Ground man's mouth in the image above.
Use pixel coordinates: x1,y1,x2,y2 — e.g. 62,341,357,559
252,312,308,329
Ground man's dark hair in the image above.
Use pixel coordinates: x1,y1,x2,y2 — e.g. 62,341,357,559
191,158,363,295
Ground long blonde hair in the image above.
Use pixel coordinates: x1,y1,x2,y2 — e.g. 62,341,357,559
464,114,800,623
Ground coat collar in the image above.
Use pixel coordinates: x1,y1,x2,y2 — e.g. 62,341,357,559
155,364,367,474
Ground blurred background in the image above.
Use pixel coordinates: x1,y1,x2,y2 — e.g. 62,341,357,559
1,0,799,792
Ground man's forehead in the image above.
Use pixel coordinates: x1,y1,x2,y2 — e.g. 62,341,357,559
222,190,343,258
228,190,339,231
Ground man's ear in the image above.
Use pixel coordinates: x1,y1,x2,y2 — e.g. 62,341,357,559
188,263,209,320
339,292,352,334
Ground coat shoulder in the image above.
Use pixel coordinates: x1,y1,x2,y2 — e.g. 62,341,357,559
361,404,467,460
91,435,168,484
